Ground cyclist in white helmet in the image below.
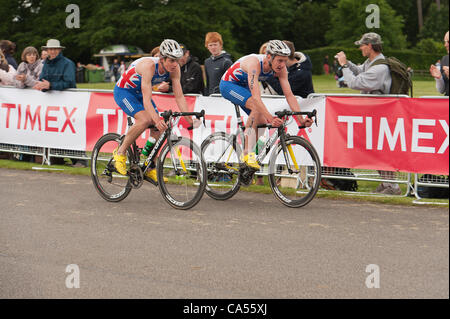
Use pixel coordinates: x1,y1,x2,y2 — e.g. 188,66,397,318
220,40,313,169
113,39,194,181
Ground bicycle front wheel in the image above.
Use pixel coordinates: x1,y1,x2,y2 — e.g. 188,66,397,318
201,132,242,200
268,136,321,208
157,137,207,210
90,133,132,202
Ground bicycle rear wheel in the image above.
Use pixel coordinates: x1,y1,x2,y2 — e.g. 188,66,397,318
157,137,206,209
90,133,132,202
201,132,242,200
268,136,321,208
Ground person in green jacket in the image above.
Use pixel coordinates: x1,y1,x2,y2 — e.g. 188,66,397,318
33,39,76,91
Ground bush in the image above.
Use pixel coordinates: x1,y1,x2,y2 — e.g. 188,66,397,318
304,47,444,75
414,38,447,55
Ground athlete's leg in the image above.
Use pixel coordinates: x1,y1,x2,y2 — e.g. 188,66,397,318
117,110,152,156
243,97,267,155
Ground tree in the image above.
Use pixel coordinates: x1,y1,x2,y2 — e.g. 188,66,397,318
325,0,407,49
287,1,331,50
418,2,449,41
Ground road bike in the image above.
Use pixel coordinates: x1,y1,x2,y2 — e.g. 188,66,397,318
201,104,321,208
90,110,207,210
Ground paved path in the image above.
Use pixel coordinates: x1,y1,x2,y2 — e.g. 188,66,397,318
0,168,448,298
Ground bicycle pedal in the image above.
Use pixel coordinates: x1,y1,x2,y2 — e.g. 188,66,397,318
144,175,158,186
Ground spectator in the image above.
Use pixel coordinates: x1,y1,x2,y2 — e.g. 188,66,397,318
335,33,392,95
435,59,441,69
0,50,17,86
259,42,269,55
204,32,233,95
13,46,43,88
110,58,120,82
335,32,400,195
323,55,329,75
118,60,126,76
0,40,18,70
76,62,85,83
33,39,76,91
150,46,160,57
166,43,204,94
41,49,48,62
265,40,315,98
430,31,449,96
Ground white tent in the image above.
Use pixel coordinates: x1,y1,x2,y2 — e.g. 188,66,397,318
94,44,147,70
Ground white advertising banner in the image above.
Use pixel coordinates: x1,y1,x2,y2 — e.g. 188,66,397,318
0,88,90,150
193,95,326,164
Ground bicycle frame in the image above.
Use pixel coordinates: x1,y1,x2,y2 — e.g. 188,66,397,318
218,104,300,174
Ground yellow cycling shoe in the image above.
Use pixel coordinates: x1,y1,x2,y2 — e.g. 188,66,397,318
113,148,127,175
145,168,168,183
242,152,260,170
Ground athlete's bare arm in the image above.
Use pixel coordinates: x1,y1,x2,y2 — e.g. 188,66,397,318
278,68,313,127
170,66,193,125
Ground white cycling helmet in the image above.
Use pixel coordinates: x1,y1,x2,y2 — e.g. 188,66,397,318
159,39,183,59
266,40,291,57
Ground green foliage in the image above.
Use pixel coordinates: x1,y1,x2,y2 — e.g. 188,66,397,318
288,2,331,50
418,3,449,42
326,0,407,49
415,38,448,55
304,47,443,75
1,0,444,66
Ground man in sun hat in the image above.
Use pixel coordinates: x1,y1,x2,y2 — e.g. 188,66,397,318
335,32,401,195
334,32,391,95
33,39,76,91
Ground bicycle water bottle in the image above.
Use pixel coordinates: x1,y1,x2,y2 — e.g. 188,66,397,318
142,136,156,156
253,135,267,155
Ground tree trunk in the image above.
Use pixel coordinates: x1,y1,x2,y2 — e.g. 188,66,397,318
417,0,423,31
436,0,441,10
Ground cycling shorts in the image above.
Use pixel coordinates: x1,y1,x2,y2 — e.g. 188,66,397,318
219,80,252,115
114,86,158,117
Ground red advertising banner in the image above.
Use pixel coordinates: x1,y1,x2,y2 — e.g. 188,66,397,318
85,92,196,151
323,97,449,174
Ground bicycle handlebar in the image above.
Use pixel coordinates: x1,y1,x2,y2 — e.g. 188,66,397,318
160,109,205,121
274,109,317,129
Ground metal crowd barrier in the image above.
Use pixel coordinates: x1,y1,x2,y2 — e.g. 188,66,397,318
411,96,450,200
1,88,448,200
307,93,413,196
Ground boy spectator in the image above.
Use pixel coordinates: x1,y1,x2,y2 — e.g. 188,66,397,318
265,40,314,98
204,32,233,95
162,44,204,94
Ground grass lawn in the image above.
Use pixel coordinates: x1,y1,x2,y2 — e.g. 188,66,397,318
0,158,447,207
77,74,443,98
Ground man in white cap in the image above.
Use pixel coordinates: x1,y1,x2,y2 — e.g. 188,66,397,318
33,39,76,91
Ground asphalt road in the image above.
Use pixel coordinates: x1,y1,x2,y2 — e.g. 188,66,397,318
0,168,448,299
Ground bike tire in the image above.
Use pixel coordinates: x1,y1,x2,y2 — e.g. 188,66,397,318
201,132,242,200
157,137,207,210
90,133,132,202
268,136,321,208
